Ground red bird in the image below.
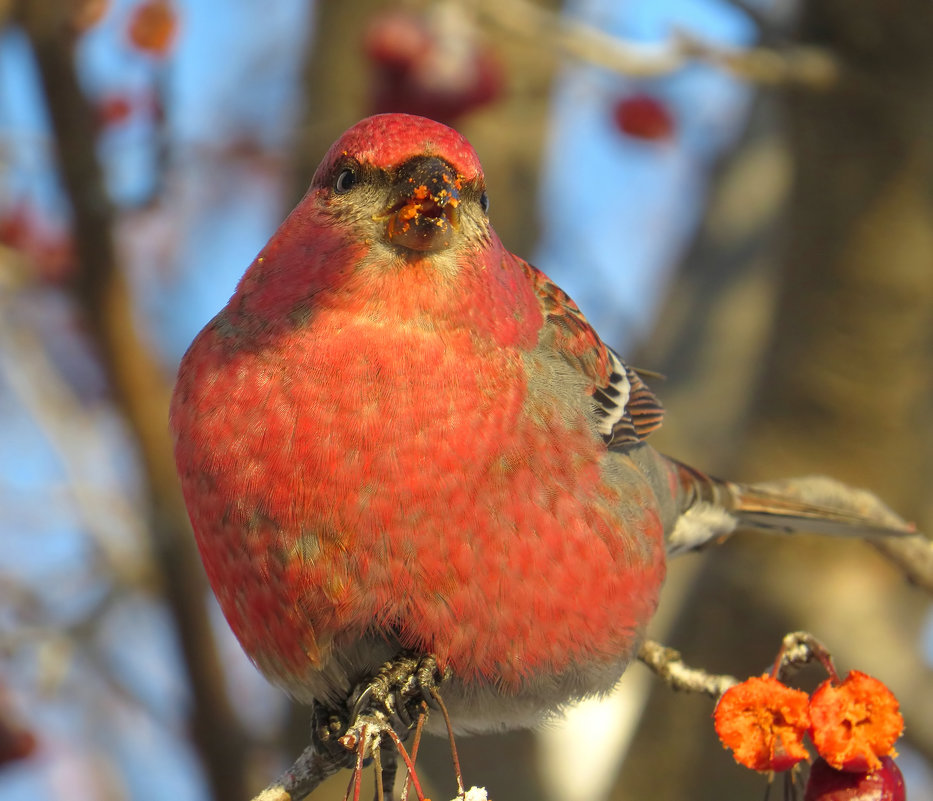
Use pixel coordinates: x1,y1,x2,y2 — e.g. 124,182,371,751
170,114,908,735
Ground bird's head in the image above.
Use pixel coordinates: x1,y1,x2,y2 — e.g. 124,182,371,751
308,113,491,259
227,114,520,329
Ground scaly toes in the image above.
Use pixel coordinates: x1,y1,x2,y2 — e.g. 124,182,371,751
346,653,449,733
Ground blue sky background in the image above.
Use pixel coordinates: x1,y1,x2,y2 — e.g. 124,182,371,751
2,1,931,799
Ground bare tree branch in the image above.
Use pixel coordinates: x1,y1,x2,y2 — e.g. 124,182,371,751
0,309,153,586
465,0,840,88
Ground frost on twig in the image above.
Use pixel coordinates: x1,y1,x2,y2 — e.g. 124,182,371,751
638,639,739,698
252,786,291,801
465,0,840,89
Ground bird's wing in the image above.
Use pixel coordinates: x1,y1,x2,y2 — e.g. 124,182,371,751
523,260,664,448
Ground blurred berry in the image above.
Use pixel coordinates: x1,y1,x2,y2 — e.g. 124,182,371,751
613,94,675,141
71,0,110,32
127,0,179,57
364,9,503,126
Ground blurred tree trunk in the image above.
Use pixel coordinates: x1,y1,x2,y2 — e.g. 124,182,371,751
14,3,251,800
611,2,933,800
284,3,560,800
749,2,933,512
288,0,384,201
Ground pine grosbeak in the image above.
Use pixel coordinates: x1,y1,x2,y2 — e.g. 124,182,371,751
170,114,909,734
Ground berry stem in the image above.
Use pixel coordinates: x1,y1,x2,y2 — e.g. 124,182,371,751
771,632,840,684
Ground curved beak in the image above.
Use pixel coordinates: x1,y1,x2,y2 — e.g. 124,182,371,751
380,157,461,252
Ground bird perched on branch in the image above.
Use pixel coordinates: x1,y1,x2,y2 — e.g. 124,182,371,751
170,114,911,739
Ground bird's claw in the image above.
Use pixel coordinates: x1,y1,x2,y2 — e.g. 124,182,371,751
346,653,448,736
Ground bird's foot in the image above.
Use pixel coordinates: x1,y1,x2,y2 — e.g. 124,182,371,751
329,654,455,801
347,653,450,735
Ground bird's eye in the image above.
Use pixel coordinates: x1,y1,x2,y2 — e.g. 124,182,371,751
334,168,358,194
479,191,489,214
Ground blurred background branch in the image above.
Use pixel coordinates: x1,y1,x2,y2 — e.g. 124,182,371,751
469,0,839,87
10,1,250,798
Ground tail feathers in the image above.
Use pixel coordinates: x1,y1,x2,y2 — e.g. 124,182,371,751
666,460,916,556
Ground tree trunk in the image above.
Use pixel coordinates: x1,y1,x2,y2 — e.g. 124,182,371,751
612,2,933,798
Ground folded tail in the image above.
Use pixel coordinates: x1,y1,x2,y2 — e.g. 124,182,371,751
666,459,916,556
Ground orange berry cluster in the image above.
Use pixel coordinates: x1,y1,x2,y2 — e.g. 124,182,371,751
714,670,903,774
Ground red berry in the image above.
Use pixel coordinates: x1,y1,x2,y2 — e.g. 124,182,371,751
0,205,31,251
0,726,36,768
0,203,75,284
804,756,906,801
612,94,675,141
0,681,38,769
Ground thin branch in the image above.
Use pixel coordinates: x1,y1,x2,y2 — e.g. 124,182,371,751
466,0,840,89
770,631,838,683
639,631,847,701
638,639,739,698
0,310,153,587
